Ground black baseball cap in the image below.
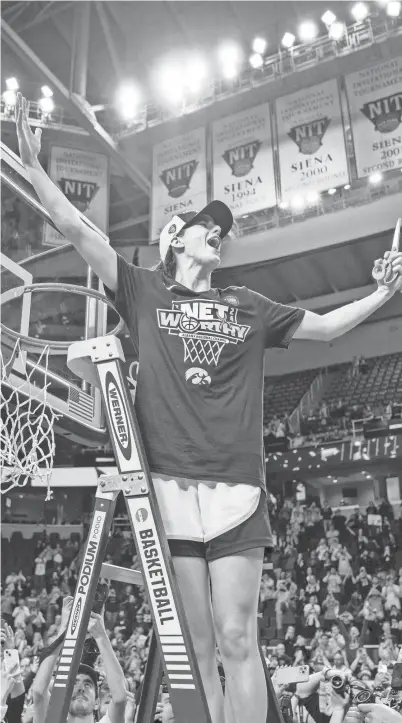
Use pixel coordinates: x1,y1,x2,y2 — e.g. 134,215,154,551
159,200,233,261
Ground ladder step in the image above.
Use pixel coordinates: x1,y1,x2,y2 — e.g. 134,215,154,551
101,563,142,586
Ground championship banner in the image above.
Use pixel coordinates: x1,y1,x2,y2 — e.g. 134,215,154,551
43,146,110,246
276,79,349,198
151,128,207,242
212,103,276,216
345,57,402,179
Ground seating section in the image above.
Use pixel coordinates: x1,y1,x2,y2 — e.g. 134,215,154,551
322,353,402,408
264,368,319,421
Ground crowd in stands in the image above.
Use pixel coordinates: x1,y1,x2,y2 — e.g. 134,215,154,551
259,495,402,718
264,353,402,451
2,491,402,721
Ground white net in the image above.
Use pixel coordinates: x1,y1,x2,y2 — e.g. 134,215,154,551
0,339,58,498
182,336,227,366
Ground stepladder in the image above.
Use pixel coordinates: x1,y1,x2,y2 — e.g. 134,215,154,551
45,334,285,723
45,334,212,723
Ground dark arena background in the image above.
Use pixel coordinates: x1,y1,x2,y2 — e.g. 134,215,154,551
1,2,402,723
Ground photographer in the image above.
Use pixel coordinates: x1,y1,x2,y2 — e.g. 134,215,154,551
32,597,126,723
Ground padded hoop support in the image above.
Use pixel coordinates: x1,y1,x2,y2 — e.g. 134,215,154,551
67,335,125,387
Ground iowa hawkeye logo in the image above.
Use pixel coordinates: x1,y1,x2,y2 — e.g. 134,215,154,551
361,92,402,134
223,141,262,177
160,160,198,198
288,117,331,155
57,179,99,212
157,299,251,365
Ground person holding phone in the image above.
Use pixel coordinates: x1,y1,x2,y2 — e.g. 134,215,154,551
1,621,26,723
31,598,127,723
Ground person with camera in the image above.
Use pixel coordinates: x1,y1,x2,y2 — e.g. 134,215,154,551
32,597,127,723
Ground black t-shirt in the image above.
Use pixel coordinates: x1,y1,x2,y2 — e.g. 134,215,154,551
106,257,304,490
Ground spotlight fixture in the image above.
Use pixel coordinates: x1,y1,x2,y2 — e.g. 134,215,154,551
290,194,305,210
306,190,320,203
351,2,369,21
116,83,142,119
328,187,337,195
282,32,296,48
321,10,337,25
369,171,383,184
41,85,53,98
252,37,267,54
249,52,264,69
328,21,346,40
386,0,401,16
6,77,19,91
299,20,319,42
39,96,54,118
344,184,351,190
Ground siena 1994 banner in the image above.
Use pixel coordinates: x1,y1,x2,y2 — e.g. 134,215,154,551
151,128,207,242
212,103,276,217
345,57,402,179
43,146,109,246
276,79,349,198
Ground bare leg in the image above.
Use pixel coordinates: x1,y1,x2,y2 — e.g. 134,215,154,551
172,556,225,723
209,548,267,723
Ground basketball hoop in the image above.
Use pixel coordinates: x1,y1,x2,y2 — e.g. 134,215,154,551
182,336,227,366
0,282,124,496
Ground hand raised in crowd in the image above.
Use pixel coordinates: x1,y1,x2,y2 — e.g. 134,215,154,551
60,595,73,630
0,623,15,651
87,612,107,641
15,92,42,168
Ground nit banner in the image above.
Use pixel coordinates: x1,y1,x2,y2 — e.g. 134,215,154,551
345,57,402,179
276,78,349,198
44,146,109,246
151,128,207,242
212,103,276,216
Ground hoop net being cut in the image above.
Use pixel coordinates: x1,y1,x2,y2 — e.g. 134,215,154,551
182,336,227,366
0,339,58,497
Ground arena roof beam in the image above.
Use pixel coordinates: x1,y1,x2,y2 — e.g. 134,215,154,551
95,1,122,79
109,213,149,233
1,18,151,197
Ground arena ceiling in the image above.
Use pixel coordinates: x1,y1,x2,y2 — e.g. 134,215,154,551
1,1,401,312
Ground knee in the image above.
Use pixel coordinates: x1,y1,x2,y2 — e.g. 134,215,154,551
190,625,216,664
217,621,257,663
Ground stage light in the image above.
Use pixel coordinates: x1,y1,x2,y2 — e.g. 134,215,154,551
6,77,19,91
387,1,401,15
279,200,289,210
252,37,267,54
41,85,53,98
39,96,54,117
344,184,351,190
116,83,142,119
249,52,263,69
222,63,239,80
369,171,383,184
299,21,319,41
282,32,296,48
291,194,305,210
218,42,242,65
306,190,320,203
159,64,184,104
322,10,337,25
2,89,17,111
328,187,337,195
351,2,369,21
185,57,208,93
329,21,346,39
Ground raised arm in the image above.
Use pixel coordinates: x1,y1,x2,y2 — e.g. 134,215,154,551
87,613,126,723
32,597,72,723
15,93,118,292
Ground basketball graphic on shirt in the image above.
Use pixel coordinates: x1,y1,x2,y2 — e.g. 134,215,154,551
179,314,201,334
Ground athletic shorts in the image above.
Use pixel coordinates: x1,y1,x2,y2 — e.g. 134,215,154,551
152,474,273,562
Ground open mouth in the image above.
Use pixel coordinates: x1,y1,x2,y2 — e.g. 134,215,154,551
207,235,221,251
